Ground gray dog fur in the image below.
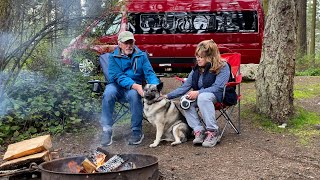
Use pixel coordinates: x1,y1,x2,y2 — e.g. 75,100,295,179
143,83,190,148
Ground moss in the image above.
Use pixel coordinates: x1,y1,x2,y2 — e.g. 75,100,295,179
294,83,320,99
242,104,320,144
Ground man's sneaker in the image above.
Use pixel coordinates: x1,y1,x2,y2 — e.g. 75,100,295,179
202,130,219,148
128,131,144,145
193,130,206,145
101,130,112,146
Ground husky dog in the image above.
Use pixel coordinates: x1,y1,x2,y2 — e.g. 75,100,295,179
143,82,190,148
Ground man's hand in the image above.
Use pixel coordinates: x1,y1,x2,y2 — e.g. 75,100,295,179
131,83,144,97
187,91,199,100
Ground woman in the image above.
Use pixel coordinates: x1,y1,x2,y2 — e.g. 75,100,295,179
164,39,230,147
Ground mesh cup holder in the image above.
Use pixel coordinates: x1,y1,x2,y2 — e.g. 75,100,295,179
88,80,106,94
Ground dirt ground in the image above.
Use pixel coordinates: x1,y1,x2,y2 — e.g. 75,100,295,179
2,76,320,179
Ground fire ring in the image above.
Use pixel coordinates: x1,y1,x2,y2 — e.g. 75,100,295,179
38,154,159,180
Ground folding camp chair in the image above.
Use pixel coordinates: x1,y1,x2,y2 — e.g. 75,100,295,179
174,52,242,141
88,53,130,123
215,53,242,139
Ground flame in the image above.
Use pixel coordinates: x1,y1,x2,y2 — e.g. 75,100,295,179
95,153,106,169
68,160,82,173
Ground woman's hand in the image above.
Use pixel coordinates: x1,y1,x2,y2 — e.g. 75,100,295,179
187,91,199,100
157,94,167,101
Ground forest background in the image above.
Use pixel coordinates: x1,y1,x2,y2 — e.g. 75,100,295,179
0,0,319,146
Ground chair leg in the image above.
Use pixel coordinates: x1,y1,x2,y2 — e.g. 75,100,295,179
113,103,130,123
219,108,240,134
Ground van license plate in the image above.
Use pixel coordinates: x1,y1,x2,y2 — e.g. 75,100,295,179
159,64,171,67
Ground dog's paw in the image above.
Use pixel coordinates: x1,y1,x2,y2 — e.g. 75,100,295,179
171,141,182,146
149,143,159,148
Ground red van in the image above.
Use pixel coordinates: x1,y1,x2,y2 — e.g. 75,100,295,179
62,0,264,75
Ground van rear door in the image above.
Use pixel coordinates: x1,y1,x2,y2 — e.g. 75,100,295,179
126,0,176,72
174,0,263,65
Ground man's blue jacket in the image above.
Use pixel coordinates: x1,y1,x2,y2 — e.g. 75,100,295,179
108,46,159,89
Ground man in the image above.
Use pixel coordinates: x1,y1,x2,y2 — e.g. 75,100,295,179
101,31,159,146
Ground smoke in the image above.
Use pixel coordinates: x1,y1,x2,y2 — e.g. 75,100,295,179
0,31,18,58
0,71,8,115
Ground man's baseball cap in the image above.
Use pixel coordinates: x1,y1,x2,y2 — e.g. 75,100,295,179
118,31,135,42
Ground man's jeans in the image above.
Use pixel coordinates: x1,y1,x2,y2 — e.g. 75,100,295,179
101,83,143,133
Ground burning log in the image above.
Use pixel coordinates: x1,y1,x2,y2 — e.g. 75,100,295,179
66,149,136,174
93,150,106,169
96,155,125,172
81,158,97,173
117,162,137,171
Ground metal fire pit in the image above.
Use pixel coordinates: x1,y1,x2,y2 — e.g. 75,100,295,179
38,154,159,180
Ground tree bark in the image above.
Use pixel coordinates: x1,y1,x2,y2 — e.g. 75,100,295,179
255,1,297,124
297,0,307,57
309,0,316,63
0,0,13,70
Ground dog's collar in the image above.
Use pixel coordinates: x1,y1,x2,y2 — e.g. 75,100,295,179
146,96,164,105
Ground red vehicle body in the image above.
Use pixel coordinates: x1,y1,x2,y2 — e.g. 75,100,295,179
62,0,264,74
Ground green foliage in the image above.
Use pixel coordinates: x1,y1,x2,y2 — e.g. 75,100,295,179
296,68,320,76
296,53,320,75
0,70,101,145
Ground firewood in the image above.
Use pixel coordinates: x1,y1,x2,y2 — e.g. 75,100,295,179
81,158,97,173
3,135,52,161
0,150,50,170
49,151,60,160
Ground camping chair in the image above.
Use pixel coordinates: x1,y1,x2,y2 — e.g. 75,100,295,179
88,53,130,123
175,52,242,141
215,53,242,139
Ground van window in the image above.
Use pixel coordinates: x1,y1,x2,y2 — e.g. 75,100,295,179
128,13,175,34
216,11,257,33
128,11,257,34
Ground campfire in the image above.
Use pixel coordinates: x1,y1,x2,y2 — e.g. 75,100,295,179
67,149,136,174
1,135,159,179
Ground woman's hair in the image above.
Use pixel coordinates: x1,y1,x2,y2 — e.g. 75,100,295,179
195,39,225,73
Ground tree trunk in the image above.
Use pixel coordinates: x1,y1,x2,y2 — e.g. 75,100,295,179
255,1,297,124
309,0,316,64
297,0,307,57
0,0,12,70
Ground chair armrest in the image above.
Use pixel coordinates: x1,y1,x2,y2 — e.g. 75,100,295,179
88,80,107,84
226,73,242,87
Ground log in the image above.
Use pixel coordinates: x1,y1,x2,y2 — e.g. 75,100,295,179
0,150,50,170
3,135,52,161
81,158,97,173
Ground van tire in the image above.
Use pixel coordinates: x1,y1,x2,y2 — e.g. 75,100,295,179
70,51,99,76
78,57,96,76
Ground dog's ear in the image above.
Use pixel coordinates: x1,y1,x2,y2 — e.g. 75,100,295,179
157,82,163,92
142,83,147,90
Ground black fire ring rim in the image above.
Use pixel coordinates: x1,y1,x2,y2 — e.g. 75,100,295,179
38,154,159,175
